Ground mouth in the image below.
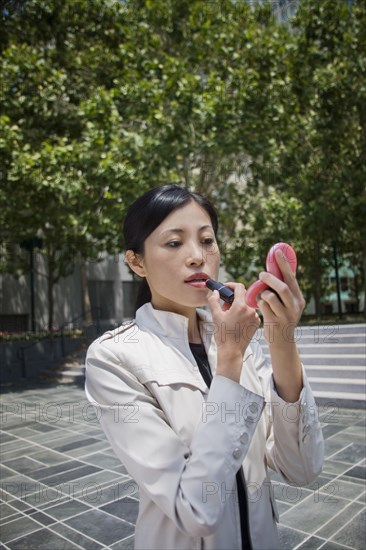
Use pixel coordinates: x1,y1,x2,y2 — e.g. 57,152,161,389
184,273,209,288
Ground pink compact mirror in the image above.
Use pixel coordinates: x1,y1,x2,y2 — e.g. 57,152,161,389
245,242,297,309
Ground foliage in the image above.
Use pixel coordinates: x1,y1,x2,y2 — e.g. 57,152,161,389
218,0,366,317
0,0,147,327
0,0,364,323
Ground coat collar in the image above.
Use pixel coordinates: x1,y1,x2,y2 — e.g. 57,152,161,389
135,302,218,376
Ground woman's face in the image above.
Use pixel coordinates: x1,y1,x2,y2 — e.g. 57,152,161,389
137,200,220,315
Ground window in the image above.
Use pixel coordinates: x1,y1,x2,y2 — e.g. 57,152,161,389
331,277,349,292
345,303,357,314
122,281,141,319
88,280,115,320
340,277,349,292
322,304,333,315
0,314,28,332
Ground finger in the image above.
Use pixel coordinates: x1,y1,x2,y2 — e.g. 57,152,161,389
274,249,302,296
259,290,284,317
257,297,275,319
223,281,246,305
207,289,222,317
259,271,297,310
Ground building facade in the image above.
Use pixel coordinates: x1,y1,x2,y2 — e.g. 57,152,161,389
0,249,363,335
0,253,230,333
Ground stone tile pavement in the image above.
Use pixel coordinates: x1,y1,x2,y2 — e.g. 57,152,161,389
0,382,365,550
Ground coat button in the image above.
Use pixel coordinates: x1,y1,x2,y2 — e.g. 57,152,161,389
232,448,241,459
240,432,249,445
248,403,258,414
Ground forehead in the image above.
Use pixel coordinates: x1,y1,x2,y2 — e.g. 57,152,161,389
155,201,213,236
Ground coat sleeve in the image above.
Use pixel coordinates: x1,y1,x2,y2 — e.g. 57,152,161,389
251,340,324,486
85,340,265,538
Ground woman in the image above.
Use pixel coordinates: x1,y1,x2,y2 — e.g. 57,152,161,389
85,184,324,550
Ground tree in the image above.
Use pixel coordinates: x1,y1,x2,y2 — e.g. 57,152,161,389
223,0,365,318
2,0,363,326
0,0,147,329
283,0,366,317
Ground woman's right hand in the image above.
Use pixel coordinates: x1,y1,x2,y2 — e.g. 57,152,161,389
207,282,261,383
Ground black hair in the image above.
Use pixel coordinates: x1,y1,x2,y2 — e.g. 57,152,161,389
123,184,219,314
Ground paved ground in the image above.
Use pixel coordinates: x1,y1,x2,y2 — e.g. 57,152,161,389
0,382,365,550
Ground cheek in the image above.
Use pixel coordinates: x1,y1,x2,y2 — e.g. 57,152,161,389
148,251,182,280
206,247,221,267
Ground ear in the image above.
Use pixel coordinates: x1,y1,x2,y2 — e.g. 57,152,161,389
124,250,146,278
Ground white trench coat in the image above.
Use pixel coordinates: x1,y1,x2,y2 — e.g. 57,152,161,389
85,302,324,550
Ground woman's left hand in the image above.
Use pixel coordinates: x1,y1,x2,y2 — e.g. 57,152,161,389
257,248,306,348
255,248,305,401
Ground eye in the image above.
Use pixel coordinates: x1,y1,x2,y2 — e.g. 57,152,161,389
166,241,182,248
202,238,215,246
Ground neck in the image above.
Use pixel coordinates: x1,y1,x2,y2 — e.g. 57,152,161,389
187,310,202,344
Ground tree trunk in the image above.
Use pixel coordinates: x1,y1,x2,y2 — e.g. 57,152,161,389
363,239,366,319
358,100,366,319
79,255,93,326
313,240,322,320
47,264,54,332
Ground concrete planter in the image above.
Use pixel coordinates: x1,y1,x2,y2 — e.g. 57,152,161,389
0,337,84,383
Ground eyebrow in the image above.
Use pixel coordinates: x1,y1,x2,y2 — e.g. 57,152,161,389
161,225,213,236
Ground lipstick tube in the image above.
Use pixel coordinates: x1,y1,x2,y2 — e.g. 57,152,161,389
205,279,235,304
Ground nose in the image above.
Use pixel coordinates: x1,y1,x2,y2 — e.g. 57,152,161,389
186,241,204,266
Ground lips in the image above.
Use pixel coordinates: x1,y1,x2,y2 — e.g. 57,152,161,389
184,272,209,283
